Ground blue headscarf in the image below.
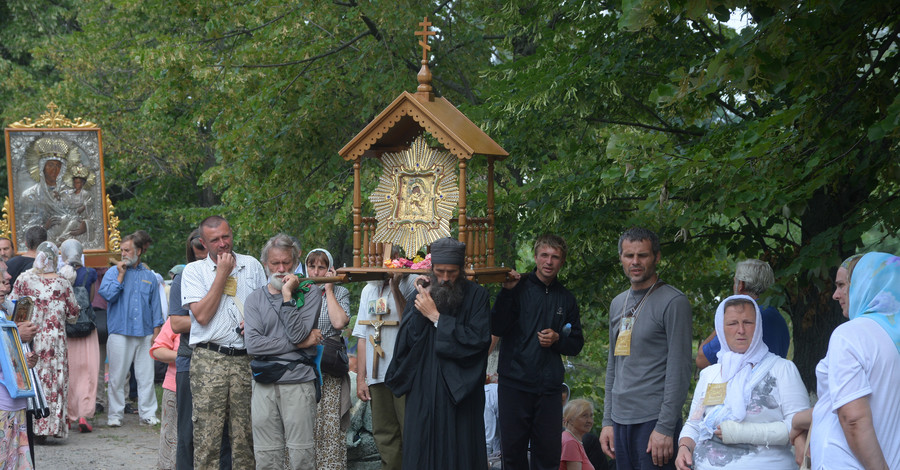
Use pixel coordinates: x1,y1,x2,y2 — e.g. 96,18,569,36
848,252,900,354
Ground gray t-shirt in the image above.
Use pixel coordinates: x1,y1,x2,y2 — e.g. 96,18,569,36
244,285,322,384
603,282,692,437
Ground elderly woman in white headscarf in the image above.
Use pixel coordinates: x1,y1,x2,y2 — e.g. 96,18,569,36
675,295,809,470
11,241,79,440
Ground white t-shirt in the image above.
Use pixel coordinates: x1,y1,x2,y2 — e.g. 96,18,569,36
181,253,267,349
680,357,809,470
811,317,900,470
351,276,418,385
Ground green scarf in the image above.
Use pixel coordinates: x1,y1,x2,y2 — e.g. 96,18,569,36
293,280,316,306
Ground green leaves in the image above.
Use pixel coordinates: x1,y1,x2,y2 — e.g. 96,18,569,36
869,94,900,141
2,0,898,403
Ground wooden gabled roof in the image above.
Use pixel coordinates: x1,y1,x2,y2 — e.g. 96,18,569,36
339,91,508,161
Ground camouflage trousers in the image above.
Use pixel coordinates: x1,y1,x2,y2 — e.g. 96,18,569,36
190,347,255,469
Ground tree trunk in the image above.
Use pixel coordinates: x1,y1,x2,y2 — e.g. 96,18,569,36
788,186,856,390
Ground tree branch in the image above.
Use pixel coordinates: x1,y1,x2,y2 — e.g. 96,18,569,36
223,30,373,68
190,8,299,45
622,90,677,131
713,94,750,120
433,0,453,14
742,212,772,252
694,18,727,45
359,14,383,41
827,30,899,117
586,117,704,136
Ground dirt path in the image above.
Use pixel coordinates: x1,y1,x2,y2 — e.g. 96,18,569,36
34,412,160,469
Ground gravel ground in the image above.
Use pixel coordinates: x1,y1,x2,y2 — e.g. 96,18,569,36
34,411,160,469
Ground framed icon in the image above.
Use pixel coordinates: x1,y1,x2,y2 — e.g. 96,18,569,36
0,319,34,399
4,104,111,253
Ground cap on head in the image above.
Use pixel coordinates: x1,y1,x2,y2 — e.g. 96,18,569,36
430,238,466,267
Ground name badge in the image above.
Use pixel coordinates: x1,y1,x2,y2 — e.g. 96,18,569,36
703,382,727,406
224,276,238,297
614,317,635,356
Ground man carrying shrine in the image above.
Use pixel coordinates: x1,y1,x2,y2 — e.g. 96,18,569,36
244,233,322,469
352,246,419,470
385,237,491,470
491,234,585,470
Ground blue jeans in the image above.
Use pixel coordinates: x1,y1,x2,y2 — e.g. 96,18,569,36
613,419,679,470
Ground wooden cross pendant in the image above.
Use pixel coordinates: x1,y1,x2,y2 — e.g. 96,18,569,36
358,311,400,376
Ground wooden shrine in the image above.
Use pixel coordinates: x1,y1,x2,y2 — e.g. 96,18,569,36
336,17,511,284
3,102,122,267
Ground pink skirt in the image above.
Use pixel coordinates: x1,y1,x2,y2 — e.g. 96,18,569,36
67,329,100,420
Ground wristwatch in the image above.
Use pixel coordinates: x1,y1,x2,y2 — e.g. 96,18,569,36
282,299,296,307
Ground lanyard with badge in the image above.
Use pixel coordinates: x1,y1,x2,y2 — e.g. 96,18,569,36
703,381,727,406
223,275,246,334
614,281,662,356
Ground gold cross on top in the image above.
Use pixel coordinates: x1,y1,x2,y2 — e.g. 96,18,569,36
415,16,436,61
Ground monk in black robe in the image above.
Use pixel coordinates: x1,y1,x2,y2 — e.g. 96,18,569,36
385,238,491,470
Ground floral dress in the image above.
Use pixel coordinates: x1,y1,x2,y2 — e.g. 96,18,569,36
314,285,351,470
12,271,79,438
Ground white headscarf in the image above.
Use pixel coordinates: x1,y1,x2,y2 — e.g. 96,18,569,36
32,241,59,275
713,294,772,422
305,248,333,275
59,239,85,266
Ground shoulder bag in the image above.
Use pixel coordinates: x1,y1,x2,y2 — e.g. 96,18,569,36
320,335,349,377
66,272,96,338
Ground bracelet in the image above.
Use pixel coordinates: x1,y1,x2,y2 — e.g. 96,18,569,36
679,443,692,453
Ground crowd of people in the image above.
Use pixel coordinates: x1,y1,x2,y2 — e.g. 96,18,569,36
0,221,896,470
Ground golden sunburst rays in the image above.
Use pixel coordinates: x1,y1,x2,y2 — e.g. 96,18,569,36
369,135,459,257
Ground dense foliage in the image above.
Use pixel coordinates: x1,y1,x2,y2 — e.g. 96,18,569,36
2,0,898,409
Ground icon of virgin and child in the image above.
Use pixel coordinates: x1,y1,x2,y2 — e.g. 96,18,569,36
19,137,98,247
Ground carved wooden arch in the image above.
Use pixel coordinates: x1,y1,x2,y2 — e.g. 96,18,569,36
340,94,476,162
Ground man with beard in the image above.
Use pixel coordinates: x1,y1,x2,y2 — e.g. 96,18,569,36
244,233,322,469
0,237,13,262
181,216,266,469
99,231,164,427
599,227,692,470
385,237,492,470
491,234,584,470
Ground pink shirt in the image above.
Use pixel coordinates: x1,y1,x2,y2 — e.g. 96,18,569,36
149,318,179,392
560,430,594,470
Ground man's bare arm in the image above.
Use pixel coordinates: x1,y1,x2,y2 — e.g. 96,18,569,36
169,315,192,334
390,273,408,320
189,253,234,325
696,332,716,370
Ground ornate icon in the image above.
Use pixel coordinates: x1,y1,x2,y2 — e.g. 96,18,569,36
369,135,458,257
